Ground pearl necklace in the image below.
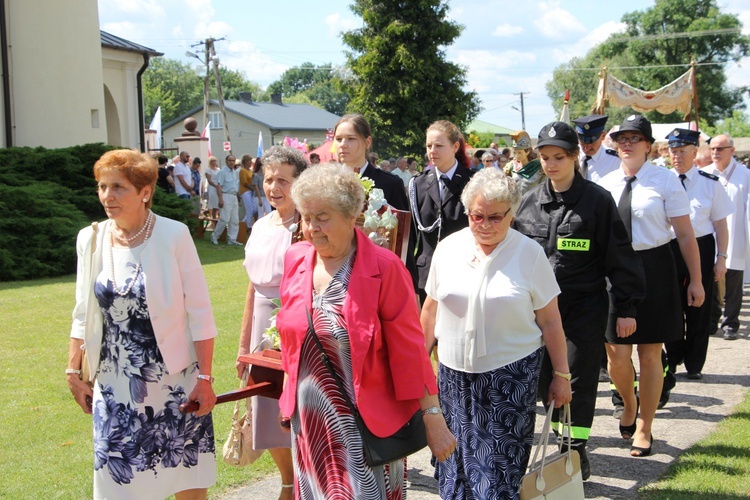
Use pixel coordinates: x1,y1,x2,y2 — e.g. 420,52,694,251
276,212,299,233
112,211,153,244
109,218,153,297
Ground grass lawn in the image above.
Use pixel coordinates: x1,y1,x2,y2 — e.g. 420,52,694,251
0,238,277,498
639,390,750,499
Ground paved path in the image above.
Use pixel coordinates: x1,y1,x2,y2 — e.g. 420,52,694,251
220,290,750,499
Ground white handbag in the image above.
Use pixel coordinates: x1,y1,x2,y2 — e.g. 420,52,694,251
519,402,585,499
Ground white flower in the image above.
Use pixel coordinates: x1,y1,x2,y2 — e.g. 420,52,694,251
380,207,398,229
363,210,380,229
368,188,386,210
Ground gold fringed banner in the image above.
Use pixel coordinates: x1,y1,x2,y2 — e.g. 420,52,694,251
602,68,694,116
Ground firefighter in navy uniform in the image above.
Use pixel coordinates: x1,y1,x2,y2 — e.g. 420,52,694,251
664,128,733,379
514,121,646,480
573,114,621,184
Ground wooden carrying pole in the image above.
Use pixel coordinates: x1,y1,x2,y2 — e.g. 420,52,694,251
690,59,700,127
179,349,283,414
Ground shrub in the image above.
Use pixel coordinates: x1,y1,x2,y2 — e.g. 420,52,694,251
0,144,194,281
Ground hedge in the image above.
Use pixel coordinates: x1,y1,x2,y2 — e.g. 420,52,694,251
0,144,192,281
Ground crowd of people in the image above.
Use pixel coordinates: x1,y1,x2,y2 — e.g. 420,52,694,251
66,110,748,499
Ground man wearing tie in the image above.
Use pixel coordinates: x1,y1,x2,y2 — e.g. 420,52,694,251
573,114,620,184
665,128,732,380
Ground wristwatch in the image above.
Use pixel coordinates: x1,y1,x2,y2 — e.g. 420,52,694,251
717,251,729,259
553,370,572,381
422,406,443,416
197,374,214,384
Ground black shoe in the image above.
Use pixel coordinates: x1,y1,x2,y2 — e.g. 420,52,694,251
577,446,591,480
687,372,703,380
619,399,639,440
630,434,653,457
658,390,670,409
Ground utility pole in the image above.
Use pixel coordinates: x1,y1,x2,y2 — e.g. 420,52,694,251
514,91,529,130
187,37,230,152
208,38,231,151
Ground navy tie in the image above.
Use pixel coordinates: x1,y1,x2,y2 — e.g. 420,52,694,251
618,176,637,241
582,156,591,179
679,174,687,190
440,174,451,201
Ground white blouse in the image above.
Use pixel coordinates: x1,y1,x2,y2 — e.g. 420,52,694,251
599,161,690,251
425,227,560,374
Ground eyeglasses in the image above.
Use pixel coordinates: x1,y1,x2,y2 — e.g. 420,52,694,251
616,135,647,145
468,207,512,225
483,159,494,163
710,146,732,152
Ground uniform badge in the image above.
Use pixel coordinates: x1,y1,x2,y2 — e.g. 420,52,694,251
627,115,636,121
674,130,680,136
584,124,590,130
549,127,557,137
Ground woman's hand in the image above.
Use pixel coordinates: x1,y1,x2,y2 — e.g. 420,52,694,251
616,317,637,338
187,379,216,417
547,376,572,408
67,374,94,415
687,281,705,308
424,413,457,462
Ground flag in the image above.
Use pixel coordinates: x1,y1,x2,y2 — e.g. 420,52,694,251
201,121,212,157
258,131,264,157
559,89,570,124
149,106,162,150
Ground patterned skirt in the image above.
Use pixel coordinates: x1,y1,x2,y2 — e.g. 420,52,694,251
290,253,405,499
436,348,543,500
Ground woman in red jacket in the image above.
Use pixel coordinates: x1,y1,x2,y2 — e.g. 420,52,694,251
277,163,455,499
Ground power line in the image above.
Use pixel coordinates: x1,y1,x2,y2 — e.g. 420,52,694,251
565,61,731,72
611,27,742,42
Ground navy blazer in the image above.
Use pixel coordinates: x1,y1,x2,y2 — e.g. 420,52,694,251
410,165,473,290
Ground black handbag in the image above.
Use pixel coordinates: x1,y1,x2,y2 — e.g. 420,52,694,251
306,309,428,467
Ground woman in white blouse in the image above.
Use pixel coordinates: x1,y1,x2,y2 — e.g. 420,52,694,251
421,168,571,499
600,115,704,458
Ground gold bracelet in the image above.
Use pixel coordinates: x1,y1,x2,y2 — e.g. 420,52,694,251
553,370,572,381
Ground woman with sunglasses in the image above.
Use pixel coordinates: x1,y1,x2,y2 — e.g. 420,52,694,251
514,121,646,478
421,167,571,498
599,115,703,458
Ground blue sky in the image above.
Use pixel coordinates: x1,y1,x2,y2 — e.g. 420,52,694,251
99,0,750,139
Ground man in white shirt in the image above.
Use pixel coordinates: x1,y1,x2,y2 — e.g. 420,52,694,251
173,151,195,199
392,157,413,188
573,114,620,184
211,155,242,245
702,134,750,341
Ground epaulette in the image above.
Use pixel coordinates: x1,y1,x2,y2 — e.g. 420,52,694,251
605,148,619,157
698,170,719,181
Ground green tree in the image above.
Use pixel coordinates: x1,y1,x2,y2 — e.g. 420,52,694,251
143,58,264,124
268,63,350,115
547,0,750,126
701,110,750,137
342,0,481,157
